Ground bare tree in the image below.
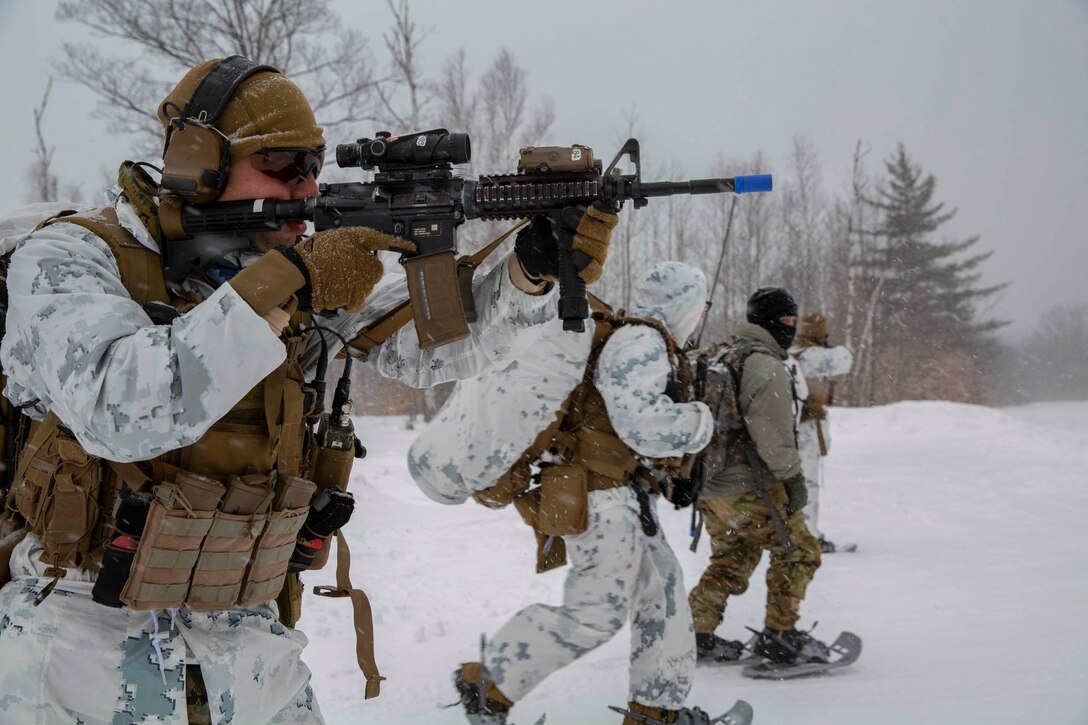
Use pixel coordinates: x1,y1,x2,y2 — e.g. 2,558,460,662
27,78,60,203
54,0,385,155
375,0,434,130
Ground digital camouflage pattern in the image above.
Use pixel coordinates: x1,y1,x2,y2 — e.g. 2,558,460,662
0,535,320,724
408,262,711,504
0,190,558,723
486,488,695,709
688,485,821,633
790,345,853,539
410,262,713,711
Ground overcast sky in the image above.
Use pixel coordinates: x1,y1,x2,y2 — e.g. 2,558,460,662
1,0,1085,339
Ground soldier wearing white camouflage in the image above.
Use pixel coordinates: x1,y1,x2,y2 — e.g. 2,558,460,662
0,56,617,723
410,262,752,725
790,312,854,553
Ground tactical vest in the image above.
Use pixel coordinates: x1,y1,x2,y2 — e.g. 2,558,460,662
4,207,319,615
475,299,693,572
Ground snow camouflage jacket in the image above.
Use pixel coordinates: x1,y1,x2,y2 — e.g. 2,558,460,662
1,192,557,460
701,321,804,499
408,261,713,506
790,344,853,455
0,191,558,723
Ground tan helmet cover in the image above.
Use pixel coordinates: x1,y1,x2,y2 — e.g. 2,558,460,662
158,58,325,165
797,312,829,345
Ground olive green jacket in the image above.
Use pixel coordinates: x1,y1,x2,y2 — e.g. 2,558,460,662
702,321,803,498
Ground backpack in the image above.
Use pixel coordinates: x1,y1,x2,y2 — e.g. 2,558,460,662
1,203,90,535
665,338,779,509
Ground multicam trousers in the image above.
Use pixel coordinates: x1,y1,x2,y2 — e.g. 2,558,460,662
688,485,821,633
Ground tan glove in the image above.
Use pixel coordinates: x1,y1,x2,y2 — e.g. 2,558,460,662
561,201,619,284
514,201,620,285
283,227,415,312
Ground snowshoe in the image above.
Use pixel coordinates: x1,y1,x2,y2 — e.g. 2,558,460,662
819,537,857,554
743,630,862,680
609,699,754,725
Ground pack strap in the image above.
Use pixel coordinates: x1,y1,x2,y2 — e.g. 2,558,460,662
11,412,62,488
312,530,385,699
338,221,529,359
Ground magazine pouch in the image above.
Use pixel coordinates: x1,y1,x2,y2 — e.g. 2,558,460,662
237,475,312,608
186,474,272,611
121,471,224,610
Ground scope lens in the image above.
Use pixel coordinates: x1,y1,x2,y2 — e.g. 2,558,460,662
368,139,388,159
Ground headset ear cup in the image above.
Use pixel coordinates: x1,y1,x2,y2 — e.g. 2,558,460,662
161,122,230,204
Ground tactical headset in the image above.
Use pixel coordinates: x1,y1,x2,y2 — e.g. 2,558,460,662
159,55,279,204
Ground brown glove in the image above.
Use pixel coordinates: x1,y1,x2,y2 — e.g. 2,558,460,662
282,227,415,312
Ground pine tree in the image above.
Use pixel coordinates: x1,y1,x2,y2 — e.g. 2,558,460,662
858,144,1006,402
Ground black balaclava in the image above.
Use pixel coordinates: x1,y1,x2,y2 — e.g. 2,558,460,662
746,287,798,351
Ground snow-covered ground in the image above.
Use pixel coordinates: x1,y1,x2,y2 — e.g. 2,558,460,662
300,401,1088,724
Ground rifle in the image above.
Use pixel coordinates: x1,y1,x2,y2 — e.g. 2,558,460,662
166,129,772,348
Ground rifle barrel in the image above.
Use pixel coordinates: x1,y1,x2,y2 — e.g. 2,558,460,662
638,173,772,198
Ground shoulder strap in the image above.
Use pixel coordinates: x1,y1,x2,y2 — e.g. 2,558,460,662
42,208,169,307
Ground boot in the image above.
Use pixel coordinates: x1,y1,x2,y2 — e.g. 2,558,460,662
818,537,836,554
754,626,831,665
619,701,681,724
453,662,515,725
695,632,744,663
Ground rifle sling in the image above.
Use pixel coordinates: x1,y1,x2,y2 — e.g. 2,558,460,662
338,221,529,359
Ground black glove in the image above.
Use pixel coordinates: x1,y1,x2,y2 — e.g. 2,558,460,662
514,201,620,284
665,477,699,509
783,473,808,516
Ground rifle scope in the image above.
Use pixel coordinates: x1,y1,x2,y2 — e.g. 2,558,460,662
336,128,471,171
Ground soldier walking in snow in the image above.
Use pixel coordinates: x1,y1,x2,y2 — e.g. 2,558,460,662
409,262,751,725
687,288,829,667
0,56,616,723
790,312,855,553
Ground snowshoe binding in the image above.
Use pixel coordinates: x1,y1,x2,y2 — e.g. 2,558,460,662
451,663,545,724
608,700,754,725
695,633,745,664
743,625,862,680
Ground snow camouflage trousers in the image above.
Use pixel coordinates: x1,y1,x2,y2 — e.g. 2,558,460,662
0,534,321,724
484,487,696,710
688,485,821,633
797,421,824,539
